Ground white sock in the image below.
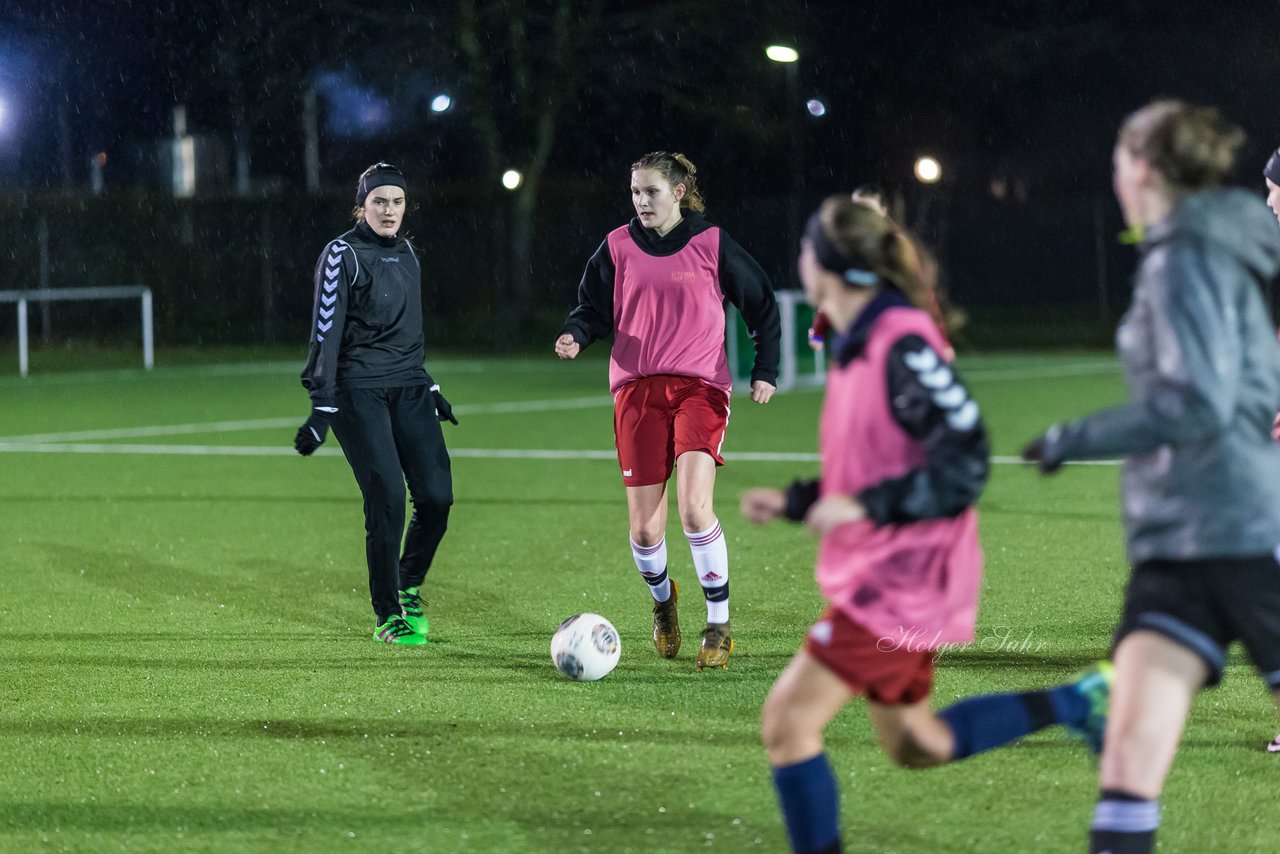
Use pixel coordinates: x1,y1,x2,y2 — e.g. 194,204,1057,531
686,520,729,624
630,536,671,602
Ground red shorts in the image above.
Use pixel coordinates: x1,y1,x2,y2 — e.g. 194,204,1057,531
804,606,934,705
613,375,731,487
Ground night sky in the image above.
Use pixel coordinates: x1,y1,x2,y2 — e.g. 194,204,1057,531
1,0,1277,198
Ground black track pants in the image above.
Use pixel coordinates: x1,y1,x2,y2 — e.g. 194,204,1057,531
331,385,453,623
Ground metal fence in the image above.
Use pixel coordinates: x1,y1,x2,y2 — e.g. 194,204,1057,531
2,186,1242,353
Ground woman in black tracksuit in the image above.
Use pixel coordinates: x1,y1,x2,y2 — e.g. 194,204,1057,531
294,162,455,646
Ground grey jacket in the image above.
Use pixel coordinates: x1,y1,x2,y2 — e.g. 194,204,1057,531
1042,188,1280,563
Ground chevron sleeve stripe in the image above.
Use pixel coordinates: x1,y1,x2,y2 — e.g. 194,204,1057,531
857,334,990,523
300,239,357,407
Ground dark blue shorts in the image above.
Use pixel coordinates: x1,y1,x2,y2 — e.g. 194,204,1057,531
1115,552,1280,688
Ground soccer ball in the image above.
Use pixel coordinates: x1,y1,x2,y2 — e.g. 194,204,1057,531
550,613,621,681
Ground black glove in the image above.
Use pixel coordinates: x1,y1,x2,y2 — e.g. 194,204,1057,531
294,407,335,456
1020,427,1063,475
431,385,458,425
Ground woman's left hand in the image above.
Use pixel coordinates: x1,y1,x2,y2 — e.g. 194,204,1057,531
750,381,776,404
804,494,865,536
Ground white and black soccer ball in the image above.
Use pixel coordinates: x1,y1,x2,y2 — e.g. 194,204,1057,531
550,613,621,681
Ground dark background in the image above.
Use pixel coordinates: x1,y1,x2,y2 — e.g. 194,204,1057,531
1,0,1277,351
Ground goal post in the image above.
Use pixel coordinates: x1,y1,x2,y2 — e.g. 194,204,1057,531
0,286,154,378
727,289,825,392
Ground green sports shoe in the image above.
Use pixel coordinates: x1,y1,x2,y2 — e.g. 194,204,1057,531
1066,660,1115,753
374,614,427,646
399,586,429,636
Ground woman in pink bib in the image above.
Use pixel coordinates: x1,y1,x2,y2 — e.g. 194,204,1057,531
555,152,781,671
744,196,1113,854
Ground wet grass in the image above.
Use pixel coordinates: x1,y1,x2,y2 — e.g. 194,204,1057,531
0,350,1274,852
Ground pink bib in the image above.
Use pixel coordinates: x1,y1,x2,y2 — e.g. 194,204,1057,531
815,307,983,647
606,226,732,394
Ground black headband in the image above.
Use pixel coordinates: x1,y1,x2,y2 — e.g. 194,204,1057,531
804,211,879,287
1266,149,1280,185
355,163,408,206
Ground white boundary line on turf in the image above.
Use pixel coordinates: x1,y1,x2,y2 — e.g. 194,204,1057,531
0,357,607,387
0,360,1122,445
0,358,1122,444
0,442,1121,466
0,395,615,444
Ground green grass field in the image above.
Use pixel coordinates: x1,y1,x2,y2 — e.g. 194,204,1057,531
1,348,1275,853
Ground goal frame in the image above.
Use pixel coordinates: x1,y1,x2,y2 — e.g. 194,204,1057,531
0,286,154,378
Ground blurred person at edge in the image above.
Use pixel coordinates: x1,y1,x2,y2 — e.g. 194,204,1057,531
1265,147,1280,444
1264,145,1280,756
1024,101,1280,851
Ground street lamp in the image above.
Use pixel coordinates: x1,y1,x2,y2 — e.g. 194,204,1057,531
430,94,452,113
502,169,523,190
914,156,942,184
765,45,799,64
911,155,948,290
766,45,802,286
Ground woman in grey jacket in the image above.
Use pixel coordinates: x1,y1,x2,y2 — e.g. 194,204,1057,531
1024,101,1280,854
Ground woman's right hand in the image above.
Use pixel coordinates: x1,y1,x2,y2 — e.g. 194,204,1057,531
740,488,786,525
554,333,580,360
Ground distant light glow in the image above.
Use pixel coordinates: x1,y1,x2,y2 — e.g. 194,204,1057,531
765,45,799,63
430,94,452,113
359,102,390,128
95,151,108,166
914,156,942,184
174,136,195,197
315,71,393,139
806,99,826,117
0,97,8,131
502,169,523,190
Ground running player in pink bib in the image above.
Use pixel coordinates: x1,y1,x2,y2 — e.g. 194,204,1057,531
555,152,781,670
743,196,1112,853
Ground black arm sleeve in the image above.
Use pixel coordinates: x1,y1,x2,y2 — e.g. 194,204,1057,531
784,478,821,522
858,336,990,524
300,240,356,408
718,231,781,386
558,240,616,349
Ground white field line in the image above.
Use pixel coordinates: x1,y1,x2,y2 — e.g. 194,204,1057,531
0,395,614,444
0,358,1120,445
1,418,301,444
0,358,1119,442
0,358,607,386
0,358,1122,454
0,442,1121,466
0,354,1118,390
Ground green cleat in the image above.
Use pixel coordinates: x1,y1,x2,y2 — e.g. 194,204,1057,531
1066,660,1114,753
399,586,429,636
374,614,427,646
